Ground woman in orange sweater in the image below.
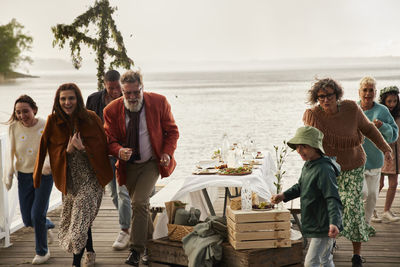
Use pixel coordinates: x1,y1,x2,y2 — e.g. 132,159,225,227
303,78,391,267
33,83,113,267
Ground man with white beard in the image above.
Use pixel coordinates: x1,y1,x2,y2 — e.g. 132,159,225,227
103,69,179,266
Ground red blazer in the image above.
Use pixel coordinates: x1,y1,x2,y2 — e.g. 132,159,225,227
103,92,179,185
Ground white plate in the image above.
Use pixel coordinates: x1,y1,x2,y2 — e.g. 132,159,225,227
243,160,262,165
192,168,218,175
196,160,219,169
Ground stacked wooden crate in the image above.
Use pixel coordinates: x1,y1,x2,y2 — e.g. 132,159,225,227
227,206,291,250
147,237,303,267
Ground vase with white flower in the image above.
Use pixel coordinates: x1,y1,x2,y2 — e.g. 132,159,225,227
273,140,290,209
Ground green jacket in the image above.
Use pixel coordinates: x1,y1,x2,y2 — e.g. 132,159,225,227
283,155,343,238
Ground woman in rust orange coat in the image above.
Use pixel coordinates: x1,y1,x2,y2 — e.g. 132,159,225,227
34,83,113,267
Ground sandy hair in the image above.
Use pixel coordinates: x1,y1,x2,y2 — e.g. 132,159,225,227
359,76,376,90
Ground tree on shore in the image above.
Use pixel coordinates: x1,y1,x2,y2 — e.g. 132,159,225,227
52,0,133,90
0,19,33,74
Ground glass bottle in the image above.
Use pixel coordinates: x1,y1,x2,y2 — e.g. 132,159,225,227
221,133,230,163
235,143,243,167
227,149,236,168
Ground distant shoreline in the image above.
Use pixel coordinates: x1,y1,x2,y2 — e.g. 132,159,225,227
0,71,39,83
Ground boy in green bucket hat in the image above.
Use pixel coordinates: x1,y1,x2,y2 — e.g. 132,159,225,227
271,126,343,267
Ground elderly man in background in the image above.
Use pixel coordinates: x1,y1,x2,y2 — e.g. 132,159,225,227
103,69,179,266
86,70,132,250
357,77,398,231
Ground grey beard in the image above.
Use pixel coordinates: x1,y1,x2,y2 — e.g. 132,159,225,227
124,97,143,112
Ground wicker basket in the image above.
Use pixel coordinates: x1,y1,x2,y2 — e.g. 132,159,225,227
230,196,242,210
167,224,194,242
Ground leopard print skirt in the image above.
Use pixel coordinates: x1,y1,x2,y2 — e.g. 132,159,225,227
58,150,102,254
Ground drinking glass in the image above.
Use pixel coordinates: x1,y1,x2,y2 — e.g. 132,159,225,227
250,140,257,159
241,179,252,211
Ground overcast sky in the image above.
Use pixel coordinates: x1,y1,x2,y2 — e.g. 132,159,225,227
2,0,400,64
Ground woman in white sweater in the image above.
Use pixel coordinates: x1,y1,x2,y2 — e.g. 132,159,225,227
3,95,54,264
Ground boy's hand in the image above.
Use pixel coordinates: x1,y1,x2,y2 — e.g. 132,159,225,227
271,193,285,204
328,224,339,238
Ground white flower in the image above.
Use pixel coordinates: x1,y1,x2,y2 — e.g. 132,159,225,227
274,141,290,194
26,147,34,155
18,134,27,141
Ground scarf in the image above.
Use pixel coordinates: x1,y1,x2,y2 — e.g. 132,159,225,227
125,102,144,162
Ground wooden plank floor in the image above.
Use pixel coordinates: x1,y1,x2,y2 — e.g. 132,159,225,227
0,196,142,267
333,188,400,267
1,189,400,266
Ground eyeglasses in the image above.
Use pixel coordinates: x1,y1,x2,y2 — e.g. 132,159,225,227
317,93,335,101
122,88,142,97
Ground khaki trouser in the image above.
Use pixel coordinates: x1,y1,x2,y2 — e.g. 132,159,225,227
126,159,159,252
363,168,381,224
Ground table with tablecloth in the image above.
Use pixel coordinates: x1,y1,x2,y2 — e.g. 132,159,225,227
150,151,278,238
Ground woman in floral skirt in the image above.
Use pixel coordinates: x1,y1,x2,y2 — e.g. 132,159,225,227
303,78,392,267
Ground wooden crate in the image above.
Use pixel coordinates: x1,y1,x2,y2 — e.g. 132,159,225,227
220,240,303,267
227,206,291,250
147,237,302,267
147,237,188,266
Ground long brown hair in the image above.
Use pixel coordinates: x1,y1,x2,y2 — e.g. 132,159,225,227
52,83,90,133
6,95,38,124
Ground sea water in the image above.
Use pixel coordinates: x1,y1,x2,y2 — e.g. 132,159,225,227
1,59,400,192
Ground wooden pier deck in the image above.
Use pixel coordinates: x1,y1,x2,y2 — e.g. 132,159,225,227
0,189,399,266
333,188,400,267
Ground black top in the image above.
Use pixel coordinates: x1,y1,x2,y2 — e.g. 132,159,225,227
86,90,107,121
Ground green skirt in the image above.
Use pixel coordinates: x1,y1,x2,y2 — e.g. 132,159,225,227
337,166,374,242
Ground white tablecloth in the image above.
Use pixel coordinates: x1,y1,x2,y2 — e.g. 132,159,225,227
150,151,277,238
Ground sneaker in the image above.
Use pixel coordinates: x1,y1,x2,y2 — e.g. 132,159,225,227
48,229,54,244
112,231,130,250
82,251,96,267
331,240,337,255
351,254,365,267
141,248,149,265
382,210,400,222
125,249,140,266
32,250,50,264
371,209,382,223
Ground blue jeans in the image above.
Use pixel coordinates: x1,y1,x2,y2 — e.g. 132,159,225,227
304,237,335,267
17,172,54,256
107,157,132,230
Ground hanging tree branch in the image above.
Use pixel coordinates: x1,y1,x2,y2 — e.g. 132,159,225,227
51,0,133,90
